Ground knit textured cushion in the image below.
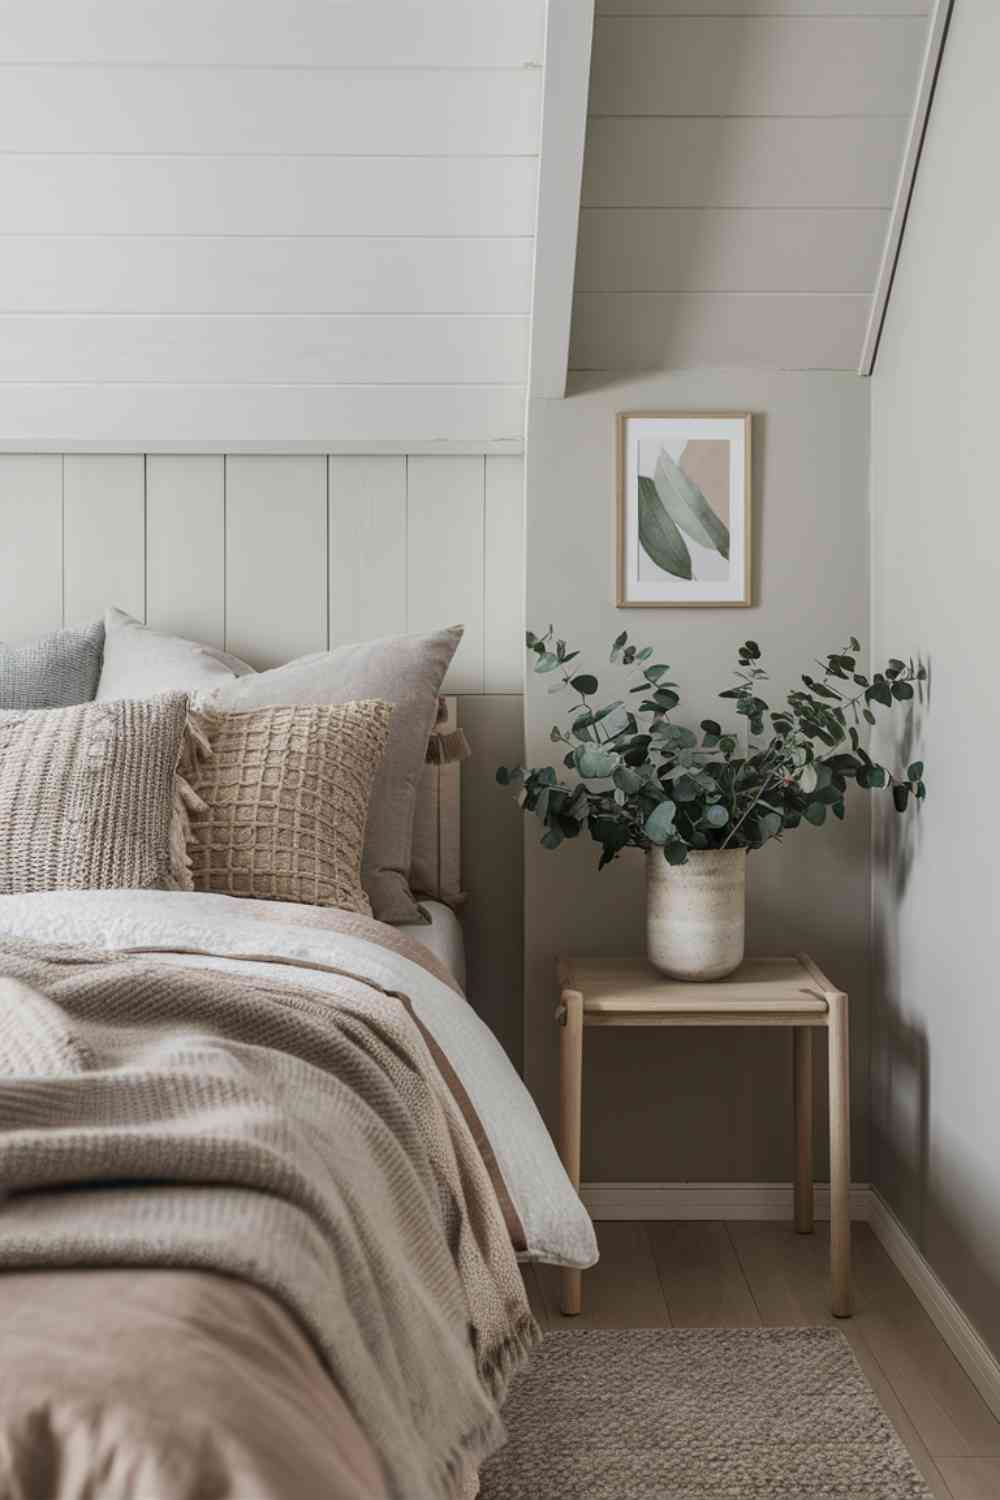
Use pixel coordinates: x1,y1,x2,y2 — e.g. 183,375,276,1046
203,627,462,926
186,700,393,913
0,621,104,709
0,692,192,893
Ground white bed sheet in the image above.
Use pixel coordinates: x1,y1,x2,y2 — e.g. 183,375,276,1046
411,901,466,990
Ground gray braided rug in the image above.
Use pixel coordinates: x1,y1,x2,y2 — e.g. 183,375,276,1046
480,1328,931,1498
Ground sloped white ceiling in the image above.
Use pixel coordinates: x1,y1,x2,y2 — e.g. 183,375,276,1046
571,0,932,373
0,1,546,451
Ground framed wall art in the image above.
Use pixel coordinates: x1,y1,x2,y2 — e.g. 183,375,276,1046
616,411,752,607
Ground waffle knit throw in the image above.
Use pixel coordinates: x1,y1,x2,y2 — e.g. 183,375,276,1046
0,941,538,1500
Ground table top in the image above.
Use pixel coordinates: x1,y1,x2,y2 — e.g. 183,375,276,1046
557,954,840,1016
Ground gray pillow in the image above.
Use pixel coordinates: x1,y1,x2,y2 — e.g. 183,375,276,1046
204,627,462,925
0,621,104,709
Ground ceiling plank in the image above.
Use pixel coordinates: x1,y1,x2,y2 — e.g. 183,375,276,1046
589,16,927,117
528,0,596,399
859,0,954,374
596,2,928,15
570,290,870,371
0,0,545,67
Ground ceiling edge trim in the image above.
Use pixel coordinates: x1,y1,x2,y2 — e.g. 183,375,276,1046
859,0,955,377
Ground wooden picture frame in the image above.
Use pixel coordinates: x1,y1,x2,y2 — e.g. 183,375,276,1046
616,411,752,608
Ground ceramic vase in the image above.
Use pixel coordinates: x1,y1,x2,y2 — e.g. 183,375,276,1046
646,846,747,981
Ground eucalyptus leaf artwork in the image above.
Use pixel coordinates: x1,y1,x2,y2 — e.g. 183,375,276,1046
618,412,751,606
498,628,927,871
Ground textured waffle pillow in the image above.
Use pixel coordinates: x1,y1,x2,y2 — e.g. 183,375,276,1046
0,621,104,709
97,607,254,701
185,700,393,914
0,692,192,893
203,627,462,925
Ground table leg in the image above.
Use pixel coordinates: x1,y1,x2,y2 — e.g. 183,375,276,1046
794,1027,814,1234
828,992,852,1317
558,988,584,1316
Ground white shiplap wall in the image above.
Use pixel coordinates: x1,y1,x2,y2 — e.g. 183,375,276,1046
0,449,526,1058
0,1,544,451
0,452,524,694
573,0,931,372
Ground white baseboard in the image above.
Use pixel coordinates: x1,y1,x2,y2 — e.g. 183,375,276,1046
867,1188,1000,1423
581,1180,873,1222
581,1179,1000,1422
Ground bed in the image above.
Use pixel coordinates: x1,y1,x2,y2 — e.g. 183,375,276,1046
0,647,598,1500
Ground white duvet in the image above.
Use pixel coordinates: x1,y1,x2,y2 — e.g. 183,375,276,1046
0,889,597,1271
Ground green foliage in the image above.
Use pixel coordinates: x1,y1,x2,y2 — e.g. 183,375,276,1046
653,447,730,561
498,627,928,871
637,476,692,580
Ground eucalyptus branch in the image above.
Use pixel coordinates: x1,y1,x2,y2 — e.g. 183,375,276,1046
504,627,926,869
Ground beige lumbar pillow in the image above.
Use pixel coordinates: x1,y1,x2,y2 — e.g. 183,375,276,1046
202,626,462,925
184,700,392,914
0,692,193,893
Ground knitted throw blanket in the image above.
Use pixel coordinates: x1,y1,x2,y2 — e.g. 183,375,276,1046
0,941,538,1500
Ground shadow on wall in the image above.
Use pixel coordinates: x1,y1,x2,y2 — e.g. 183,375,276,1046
870,666,931,1250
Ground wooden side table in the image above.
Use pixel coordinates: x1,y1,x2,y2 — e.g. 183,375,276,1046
556,954,851,1319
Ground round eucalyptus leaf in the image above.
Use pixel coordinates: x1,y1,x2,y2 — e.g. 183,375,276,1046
575,746,617,779
643,799,678,845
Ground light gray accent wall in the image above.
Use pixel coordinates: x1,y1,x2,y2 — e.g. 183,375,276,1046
574,10,928,372
869,0,1000,1358
523,370,871,1181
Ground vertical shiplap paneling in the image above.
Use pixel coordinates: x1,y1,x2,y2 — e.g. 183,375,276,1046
63,453,145,625
224,455,327,668
146,454,225,648
484,455,525,693
328,456,407,648
406,456,485,693
0,454,63,640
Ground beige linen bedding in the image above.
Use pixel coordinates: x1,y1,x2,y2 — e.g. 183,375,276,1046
0,934,537,1500
0,1268,391,1500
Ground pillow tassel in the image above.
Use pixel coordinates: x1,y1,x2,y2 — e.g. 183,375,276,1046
168,708,214,892
426,728,471,766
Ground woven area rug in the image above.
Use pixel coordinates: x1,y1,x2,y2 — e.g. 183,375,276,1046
479,1327,931,1498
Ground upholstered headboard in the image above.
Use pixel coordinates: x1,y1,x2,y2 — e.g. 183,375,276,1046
411,697,463,909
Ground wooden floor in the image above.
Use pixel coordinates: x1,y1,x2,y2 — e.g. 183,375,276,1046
521,1221,1000,1500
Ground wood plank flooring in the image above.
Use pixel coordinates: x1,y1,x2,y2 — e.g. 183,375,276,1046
523,1221,1000,1500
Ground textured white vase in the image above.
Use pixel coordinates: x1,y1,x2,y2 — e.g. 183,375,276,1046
646,847,747,981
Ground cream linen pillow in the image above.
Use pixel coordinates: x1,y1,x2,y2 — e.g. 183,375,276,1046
185,700,392,914
97,607,254,701
203,627,462,925
0,692,192,893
